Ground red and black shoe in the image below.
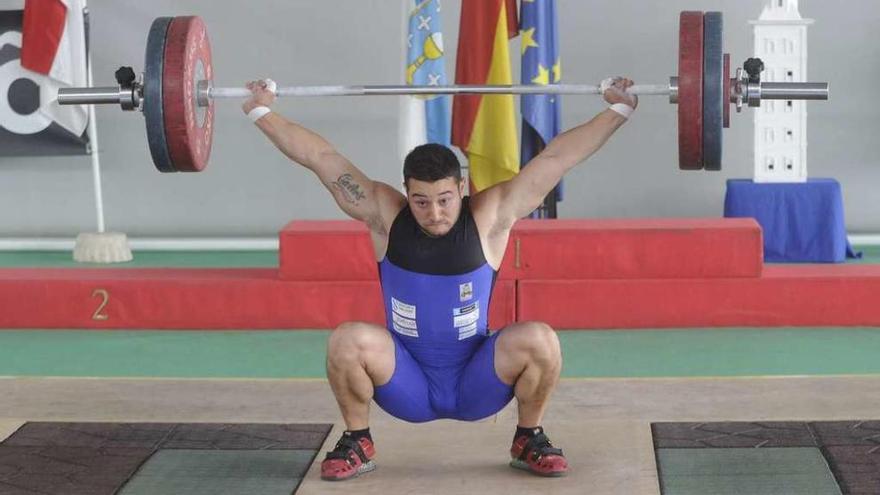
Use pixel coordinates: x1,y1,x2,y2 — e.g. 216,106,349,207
320,434,377,481
509,431,568,477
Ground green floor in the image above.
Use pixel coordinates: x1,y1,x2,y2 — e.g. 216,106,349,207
2,328,880,379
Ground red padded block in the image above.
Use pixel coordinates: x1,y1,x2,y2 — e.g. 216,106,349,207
488,280,516,329
279,220,377,281
280,220,519,280
498,218,763,279
0,268,381,329
517,265,880,329
282,218,763,281
0,268,516,330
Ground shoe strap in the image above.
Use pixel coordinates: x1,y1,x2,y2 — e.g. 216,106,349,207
519,433,564,461
325,435,370,464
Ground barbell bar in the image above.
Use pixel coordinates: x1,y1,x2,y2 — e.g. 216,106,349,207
57,81,827,102
56,12,829,174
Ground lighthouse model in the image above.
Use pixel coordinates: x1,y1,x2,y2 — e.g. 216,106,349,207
750,0,814,183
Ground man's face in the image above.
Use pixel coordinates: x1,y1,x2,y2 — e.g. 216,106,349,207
405,177,465,237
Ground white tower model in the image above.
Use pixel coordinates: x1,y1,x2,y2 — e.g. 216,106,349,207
750,0,814,183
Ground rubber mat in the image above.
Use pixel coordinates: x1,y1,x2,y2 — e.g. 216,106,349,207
652,421,880,494
0,422,331,494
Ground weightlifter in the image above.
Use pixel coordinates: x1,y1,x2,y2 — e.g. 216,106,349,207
242,76,637,481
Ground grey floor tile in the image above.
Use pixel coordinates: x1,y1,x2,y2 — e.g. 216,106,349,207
118,449,317,495
656,447,841,495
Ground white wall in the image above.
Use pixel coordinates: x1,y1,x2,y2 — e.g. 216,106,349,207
0,0,876,236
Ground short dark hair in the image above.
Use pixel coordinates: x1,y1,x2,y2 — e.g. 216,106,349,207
403,143,461,185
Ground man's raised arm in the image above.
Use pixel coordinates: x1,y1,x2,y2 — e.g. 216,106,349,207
487,77,638,225
242,80,403,232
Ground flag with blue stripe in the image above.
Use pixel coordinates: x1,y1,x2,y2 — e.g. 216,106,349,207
520,0,562,214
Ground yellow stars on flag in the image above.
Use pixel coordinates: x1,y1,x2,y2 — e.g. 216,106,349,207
531,64,549,85
531,59,561,86
520,27,539,55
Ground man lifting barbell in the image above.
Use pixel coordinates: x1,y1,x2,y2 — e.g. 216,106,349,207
52,9,831,481
242,76,637,480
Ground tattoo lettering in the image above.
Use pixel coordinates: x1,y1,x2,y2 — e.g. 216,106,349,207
331,174,366,204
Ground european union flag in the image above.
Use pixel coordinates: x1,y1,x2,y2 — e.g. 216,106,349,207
407,0,450,146
520,0,562,216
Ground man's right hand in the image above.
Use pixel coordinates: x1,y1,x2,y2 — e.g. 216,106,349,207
242,79,277,115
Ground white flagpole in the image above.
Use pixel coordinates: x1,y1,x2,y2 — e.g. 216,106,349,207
83,2,105,233
398,0,426,167
72,0,129,264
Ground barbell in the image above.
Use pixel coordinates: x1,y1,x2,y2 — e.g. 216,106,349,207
57,11,829,174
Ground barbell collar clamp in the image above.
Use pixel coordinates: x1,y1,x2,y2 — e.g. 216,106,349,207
747,81,763,107
668,77,679,104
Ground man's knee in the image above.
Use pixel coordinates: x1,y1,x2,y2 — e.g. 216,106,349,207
515,321,561,364
498,321,561,365
327,322,389,364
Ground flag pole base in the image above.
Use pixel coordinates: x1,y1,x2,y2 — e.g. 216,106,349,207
73,232,133,264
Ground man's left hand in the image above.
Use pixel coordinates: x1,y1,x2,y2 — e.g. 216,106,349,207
602,77,638,109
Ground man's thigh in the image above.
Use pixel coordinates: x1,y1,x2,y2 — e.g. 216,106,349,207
372,332,438,423
456,331,515,421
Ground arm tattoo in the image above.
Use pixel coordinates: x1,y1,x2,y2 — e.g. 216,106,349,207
331,173,367,205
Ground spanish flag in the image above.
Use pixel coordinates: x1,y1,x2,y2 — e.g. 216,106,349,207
452,0,519,192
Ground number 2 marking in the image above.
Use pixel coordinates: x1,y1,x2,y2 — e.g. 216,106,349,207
91,289,109,321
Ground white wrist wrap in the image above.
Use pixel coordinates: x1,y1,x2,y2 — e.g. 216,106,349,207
609,103,634,119
248,106,272,122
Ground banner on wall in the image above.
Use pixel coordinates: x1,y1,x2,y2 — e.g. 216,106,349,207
0,0,90,156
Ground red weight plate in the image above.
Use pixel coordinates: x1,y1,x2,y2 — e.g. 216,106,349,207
163,16,214,172
723,53,730,128
678,11,704,170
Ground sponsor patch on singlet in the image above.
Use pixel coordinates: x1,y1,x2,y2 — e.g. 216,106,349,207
391,297,418,337
452,301,480,335
458,322,478,340
392,297,416,319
